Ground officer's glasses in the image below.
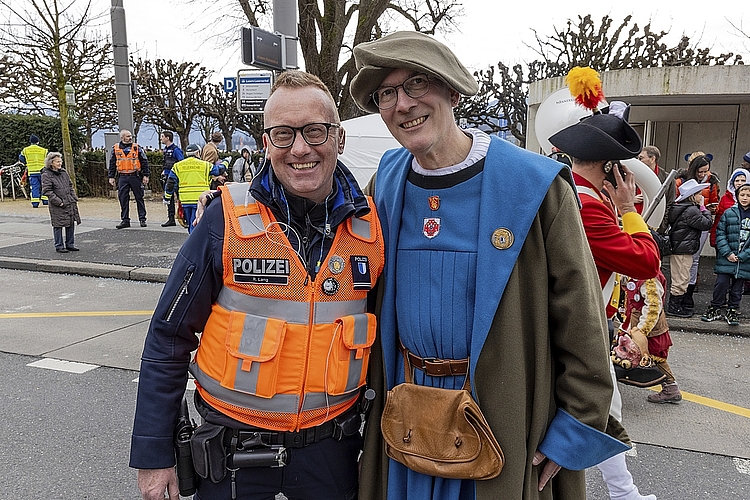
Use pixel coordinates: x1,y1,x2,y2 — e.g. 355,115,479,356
264,123,340,149
372,74,432,110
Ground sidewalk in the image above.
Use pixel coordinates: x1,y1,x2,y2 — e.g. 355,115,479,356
1,196,748,336
0,196,187,283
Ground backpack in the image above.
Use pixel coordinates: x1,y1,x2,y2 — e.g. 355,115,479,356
650,227,671,259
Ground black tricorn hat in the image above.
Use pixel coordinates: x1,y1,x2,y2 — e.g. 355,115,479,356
549,113,642,161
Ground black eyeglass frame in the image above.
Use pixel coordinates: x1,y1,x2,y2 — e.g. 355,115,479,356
371,73,432,110
263,123,341,149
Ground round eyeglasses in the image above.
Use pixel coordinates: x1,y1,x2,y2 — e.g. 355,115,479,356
371,74,431,110
264,123,340,148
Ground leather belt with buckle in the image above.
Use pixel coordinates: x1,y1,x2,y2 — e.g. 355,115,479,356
400,343,468,376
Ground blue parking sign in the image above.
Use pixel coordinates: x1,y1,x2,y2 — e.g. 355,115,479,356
224,77,237,93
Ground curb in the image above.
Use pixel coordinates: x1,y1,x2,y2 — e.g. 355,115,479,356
0,256,170,283
660,316,750,337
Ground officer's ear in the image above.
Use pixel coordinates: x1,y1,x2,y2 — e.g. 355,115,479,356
337,127,346,155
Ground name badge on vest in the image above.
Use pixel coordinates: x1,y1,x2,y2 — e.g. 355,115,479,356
350,256,371,290
232,258,290,285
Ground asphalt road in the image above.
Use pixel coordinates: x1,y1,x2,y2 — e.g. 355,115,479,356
1,268,749,498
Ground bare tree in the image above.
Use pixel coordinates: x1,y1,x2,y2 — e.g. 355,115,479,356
0,0,111,190
131,58,212,148
195,0,462,120
202,84,242,149
461,15,746,148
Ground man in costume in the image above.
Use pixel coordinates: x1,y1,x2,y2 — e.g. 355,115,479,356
130,71,384,500
350,31,627,500
550,110,660,500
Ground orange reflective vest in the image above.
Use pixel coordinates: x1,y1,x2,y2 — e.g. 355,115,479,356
190,182,385,431
114,143,141,174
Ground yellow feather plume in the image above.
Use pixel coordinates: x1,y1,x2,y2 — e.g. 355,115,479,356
565,66,604,111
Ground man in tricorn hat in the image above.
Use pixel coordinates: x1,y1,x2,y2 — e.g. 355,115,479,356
550,111,660,500
350,31,627,500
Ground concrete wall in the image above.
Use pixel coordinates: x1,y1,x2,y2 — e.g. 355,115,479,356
528,66,750,174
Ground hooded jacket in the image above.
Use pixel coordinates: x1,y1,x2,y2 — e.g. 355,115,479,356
668,200,713,255
714,204,750,278
710,168,750,247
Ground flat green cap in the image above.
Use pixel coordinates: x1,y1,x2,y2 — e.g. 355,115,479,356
350,31,479,113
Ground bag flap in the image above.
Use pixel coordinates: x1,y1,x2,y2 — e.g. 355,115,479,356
381,383,482,462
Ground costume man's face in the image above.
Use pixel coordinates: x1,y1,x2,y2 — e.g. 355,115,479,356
637,150,657,171
262,86,344,204
377,68,456,164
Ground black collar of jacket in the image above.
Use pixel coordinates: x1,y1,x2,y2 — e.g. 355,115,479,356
250,158,371,232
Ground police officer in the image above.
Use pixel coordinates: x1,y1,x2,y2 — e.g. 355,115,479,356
108,129,150,228
131,70,384,500
159,131,184,227
19,134,48,207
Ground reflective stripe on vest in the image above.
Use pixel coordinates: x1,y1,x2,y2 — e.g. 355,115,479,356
22,145,48,174
114,143,141,174
190,182,385,431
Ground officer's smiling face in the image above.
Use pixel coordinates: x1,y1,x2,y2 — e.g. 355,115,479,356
263,86,345,204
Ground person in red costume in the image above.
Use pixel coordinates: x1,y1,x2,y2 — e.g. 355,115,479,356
550,109,660,500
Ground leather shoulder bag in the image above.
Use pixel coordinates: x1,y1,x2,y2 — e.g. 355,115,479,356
380,345,504,480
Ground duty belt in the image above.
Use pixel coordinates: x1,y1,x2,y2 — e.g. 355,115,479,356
223,409,360,449
400,342,468,376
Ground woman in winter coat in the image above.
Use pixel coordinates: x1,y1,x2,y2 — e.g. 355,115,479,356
710,168,750,247
674,153,720,312
667,179,714,317
41,152,81,253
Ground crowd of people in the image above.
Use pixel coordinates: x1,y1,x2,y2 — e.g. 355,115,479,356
12,30,750,500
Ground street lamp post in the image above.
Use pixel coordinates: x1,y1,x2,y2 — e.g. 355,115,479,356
61,82,77,192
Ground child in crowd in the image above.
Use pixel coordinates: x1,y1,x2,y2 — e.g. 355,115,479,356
667,179,714,317
710,168,750,248
613,271,681,403
702,184,750,325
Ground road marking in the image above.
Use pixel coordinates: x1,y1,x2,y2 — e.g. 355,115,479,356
27,358,99,374
0,310,153,318
734,458,750,475
648,387,750,419
132,377,196,391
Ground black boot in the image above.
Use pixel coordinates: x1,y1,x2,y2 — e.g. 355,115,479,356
667,294,691,318
161,217,176,227
682,284,696,317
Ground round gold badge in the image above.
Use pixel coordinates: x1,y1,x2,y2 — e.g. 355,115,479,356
491,228,514,250
328,255,345,274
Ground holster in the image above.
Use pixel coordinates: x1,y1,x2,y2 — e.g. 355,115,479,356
190,422,227,483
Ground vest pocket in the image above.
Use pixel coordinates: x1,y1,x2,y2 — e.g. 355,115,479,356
223,311,287,398
326,313,376,396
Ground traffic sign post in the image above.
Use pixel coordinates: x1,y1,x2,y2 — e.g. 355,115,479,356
237,69,274,114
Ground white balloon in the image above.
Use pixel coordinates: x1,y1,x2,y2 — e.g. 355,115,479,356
620,158,666,227
534,87,608,155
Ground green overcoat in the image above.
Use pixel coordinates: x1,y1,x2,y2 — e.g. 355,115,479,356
359,175,624,500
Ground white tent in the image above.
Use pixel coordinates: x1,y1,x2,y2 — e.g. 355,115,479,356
339,114,401,187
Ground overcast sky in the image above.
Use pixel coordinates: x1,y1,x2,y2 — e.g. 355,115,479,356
112,0,750,82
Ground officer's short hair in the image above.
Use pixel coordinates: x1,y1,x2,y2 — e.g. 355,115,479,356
162,130,174,142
